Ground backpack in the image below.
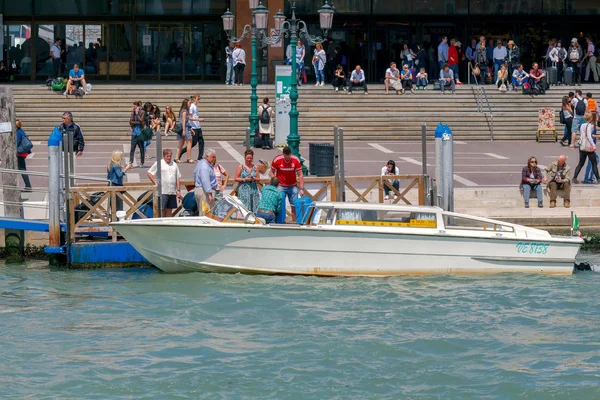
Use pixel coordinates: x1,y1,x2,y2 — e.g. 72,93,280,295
569,48,579,61
575,98,586,115
260,106,271,124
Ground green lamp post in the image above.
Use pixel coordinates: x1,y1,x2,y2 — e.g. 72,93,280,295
223,1,334,164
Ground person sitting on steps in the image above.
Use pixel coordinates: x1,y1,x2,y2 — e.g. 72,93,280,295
520,156,543,208
543,154,571,208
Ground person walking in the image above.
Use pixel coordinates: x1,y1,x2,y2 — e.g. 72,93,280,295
183,94,204,160
107,150,131,212
313,43,326,86
234,149,260,213
225,41,235,85
584,38,598,83
193,149,218,215
128,101,145,167
560,96,574,146
175,98,194,164
572,113,600,185
232,43,246,85
15,119,32,191
258,97,275,149
147,149,182,217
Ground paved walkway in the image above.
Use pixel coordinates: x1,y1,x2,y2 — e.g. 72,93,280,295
17,138,592,189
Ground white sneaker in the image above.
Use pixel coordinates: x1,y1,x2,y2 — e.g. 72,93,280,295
320,82,324,87
384,195,389,200
335,87,339,92
348,92,352,95
63,91,68,97
364,92,369,95
394,195,398,200
315,83,320,86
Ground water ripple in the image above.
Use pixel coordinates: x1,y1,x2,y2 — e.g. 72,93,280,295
1,257,600,399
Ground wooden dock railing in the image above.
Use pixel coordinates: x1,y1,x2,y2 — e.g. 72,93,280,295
70,174,424,242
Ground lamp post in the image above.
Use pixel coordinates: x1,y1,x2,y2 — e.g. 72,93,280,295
223,1,334,167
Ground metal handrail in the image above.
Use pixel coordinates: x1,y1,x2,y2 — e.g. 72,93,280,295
469,71,495,142
0,167,109,182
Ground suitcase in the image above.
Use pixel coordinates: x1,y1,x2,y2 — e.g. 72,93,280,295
563,67,573,85
547,66,558,85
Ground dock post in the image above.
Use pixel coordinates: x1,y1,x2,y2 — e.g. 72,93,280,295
62,129,72,265
48,127,63,257
333,126,340,201
0,87,24,262
155,127,162,213
434,123,443,208
441,125,454,212
338,127,346,202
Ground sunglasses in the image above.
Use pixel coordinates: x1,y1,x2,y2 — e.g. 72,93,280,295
530,160,537,164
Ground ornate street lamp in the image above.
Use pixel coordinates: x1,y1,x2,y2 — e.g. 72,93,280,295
222,1,334,165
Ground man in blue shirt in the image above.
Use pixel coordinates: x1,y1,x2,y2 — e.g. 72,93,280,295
65,63,87,97
193,148,217,215
437,36,449,72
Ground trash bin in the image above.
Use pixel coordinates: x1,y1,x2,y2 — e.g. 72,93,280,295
309,143,334,176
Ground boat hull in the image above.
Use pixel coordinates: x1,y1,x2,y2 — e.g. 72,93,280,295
114,222,580,276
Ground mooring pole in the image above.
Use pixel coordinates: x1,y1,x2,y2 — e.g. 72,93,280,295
338,127,346,202
155,130,162,213
245,128,251,151
434,123,444,208
421,122,428,202
333,126,340,201
0,87,24,262
62,130,72,265
441,125,454,212
48,128,62,252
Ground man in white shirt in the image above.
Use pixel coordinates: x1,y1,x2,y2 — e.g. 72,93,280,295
493,40,507,80
147,149,182,217
348,65,368,95
384,62,400,94
50,38,63,78
511,64,529,90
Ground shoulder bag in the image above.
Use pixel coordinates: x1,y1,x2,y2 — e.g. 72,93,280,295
579,123,595,152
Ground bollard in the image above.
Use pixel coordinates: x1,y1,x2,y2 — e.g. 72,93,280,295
48,127,62,250
155,129,162,213
434,122,444,207
441,125,454,212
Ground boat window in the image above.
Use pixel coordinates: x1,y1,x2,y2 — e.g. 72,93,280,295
312,207,335,225
443,215,514,232
334,209,437,228
211,198,247,223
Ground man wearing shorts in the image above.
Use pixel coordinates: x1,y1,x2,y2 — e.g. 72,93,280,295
271,146,304,221
147,149,182,217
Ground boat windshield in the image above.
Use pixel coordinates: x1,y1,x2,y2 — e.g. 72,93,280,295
333,208,437,228
211,196,257,224
442,214,514,232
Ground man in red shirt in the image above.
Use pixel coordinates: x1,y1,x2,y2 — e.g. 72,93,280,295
529,62,546,91
271,146,305,221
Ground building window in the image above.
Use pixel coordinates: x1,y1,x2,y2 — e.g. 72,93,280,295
135,0,229,15
470,0,542,14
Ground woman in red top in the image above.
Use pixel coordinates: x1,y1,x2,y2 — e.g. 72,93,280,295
448,39,463,85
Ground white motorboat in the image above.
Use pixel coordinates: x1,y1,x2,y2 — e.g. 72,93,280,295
111,196,583,276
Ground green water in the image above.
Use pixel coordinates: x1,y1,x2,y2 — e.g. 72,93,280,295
1,257,600,399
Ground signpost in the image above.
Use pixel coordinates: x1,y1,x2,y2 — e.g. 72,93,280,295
275,65,292,146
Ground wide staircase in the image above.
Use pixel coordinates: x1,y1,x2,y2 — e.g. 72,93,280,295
11,83,599,142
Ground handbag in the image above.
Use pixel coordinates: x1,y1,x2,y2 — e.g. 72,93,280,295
173,122,183,134
579,123,595,152
140,127,153,141
472,65,481,76
17,135,33,154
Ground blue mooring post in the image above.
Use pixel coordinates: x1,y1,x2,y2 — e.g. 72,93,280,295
47,127,65,261
434,123,444,208
441,125,454,212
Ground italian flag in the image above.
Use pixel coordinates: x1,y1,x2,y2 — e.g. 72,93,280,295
573,214,583,238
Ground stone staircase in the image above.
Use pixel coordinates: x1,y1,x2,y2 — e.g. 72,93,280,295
10,83,599,142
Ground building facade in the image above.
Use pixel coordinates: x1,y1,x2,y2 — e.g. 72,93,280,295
1,0,598,83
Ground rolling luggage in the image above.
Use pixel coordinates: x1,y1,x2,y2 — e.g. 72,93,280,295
563,67,573,85
547,66,558,85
